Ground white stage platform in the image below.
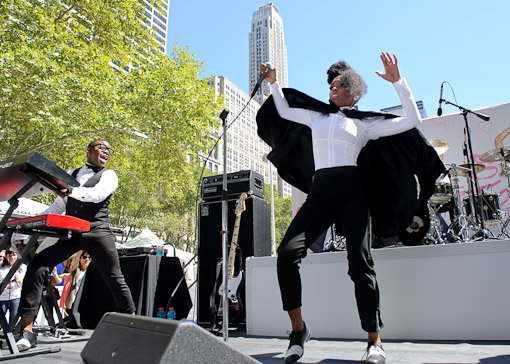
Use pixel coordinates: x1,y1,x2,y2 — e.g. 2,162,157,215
245,239,510,341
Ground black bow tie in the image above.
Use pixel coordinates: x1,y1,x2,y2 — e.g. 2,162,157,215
85,164,103,173
327,102,361,116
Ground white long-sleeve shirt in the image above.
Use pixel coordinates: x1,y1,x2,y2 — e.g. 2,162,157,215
44,166,118,215
0,264,26,301
269,78,422,171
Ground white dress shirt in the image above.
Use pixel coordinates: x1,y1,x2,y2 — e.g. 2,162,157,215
44,166,119,215
269,78,422,171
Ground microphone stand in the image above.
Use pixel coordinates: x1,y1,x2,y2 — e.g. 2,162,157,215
219,109,230,342
213,73,267,340
440,99,491,240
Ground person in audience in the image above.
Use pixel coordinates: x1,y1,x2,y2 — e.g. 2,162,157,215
61,251,90,313
0,250,5,266
51,257,71,287
0,249,26,329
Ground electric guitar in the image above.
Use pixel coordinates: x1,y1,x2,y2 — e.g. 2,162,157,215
210,193,247,331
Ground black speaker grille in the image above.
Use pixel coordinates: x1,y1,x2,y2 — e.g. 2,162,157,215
197,196,271,325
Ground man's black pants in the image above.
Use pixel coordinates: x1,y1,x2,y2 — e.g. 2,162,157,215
18,227,135,318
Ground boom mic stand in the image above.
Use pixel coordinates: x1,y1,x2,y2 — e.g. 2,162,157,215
219,109,230,342
209,73,268,340
440,98,491,240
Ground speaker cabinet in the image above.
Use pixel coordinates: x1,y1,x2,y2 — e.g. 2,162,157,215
81,313,258,364
197,196,271,325
78,256,193,329
201,170,264,201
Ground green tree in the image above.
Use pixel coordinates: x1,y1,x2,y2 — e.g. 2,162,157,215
264,183,292,248
0,0,223,251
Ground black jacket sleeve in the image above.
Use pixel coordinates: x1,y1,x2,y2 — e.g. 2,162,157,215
256,88,445,238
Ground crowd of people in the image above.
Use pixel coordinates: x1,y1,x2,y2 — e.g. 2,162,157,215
0,248,91,333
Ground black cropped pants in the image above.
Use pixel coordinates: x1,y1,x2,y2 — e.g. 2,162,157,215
277,166,383,333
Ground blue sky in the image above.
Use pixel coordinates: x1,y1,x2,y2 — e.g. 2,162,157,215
167,0,510,117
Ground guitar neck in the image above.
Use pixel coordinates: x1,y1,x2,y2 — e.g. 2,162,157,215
227,214,242,279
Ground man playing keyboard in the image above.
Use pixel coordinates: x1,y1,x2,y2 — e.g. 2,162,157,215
16,140,136,351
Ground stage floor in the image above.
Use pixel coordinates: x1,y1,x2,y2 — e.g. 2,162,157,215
4,240,510,363
2,328,510,364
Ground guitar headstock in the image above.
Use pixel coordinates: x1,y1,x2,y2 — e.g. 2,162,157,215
234,193,247,216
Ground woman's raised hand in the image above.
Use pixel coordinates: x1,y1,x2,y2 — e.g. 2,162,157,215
259,63,277,84
375,52,401,83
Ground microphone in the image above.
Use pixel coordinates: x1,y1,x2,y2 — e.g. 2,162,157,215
437,82,444,116
250,62,272,98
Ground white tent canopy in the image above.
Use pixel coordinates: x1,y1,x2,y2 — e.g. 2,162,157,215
120,229,196,281
122,229,195,263
0,197,49,218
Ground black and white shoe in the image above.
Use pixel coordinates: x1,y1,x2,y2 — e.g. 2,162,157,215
284,322,311,363
365,342,386,364
16,330,38,352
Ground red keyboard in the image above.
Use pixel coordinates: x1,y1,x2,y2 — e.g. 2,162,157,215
5,214,90,233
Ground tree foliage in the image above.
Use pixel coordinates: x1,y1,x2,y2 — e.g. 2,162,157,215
0,0,223,251
264,183,292,248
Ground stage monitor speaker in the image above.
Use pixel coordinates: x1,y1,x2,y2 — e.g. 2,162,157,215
197,195,271,325
81,313,258,364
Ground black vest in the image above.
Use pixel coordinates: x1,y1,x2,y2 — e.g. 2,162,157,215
66,167,113,229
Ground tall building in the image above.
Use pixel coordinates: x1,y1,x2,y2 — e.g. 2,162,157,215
201,4,294,198
207,76,292,198
141,0,170,54
381,100,428,119
249,3,288,105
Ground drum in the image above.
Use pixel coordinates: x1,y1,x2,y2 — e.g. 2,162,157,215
463,193,501,222
430,182,453,205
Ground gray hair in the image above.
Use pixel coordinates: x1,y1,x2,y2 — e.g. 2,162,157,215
327,61,367,105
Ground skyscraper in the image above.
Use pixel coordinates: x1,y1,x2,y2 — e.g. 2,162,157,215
141,0,170,54
249,3,288,105
381,100,428,119
201,4,293,198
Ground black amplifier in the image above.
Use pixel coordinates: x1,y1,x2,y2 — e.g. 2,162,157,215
201,170,264,201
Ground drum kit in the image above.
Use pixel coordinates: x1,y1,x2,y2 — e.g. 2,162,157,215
426,139,510,244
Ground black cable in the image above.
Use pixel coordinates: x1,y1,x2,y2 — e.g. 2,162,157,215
443,81,458,108
191,90,261,254
163,253,197,316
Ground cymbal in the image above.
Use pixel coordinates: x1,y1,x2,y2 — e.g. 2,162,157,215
456,163,485,176
479,147,510,162
427,139,449,155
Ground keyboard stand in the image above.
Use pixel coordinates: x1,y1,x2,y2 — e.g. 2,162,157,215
0,233,63,359
0,152,85,360
37,272,69,338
